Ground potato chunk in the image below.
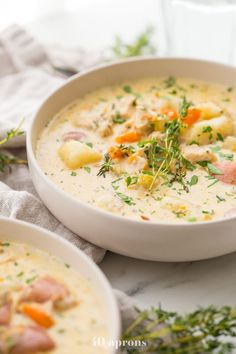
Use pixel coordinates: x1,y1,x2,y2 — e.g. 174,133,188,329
58,140,102,169
222,136,236,152
196,102,222,120
182,115,234,145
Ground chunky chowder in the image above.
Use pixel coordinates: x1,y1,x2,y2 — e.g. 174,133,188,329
36,77,236,223
0,241,108,354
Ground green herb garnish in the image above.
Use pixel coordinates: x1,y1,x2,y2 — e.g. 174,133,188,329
126,176,138,187
188,175,198,186
164,76,176,88
116,192,135,205
123,85,133,93
111,26,156,58
0,119,27,172
26,275,38,284
207,163,223,175
216,195,226,203
179,96,192,118
122,305,236,353
113,111,126,124
217,132,224,142
1,242,10,247
85,142,93,148
219,151,234,161
202,126,213,133
97,153,113,178
84,166,91,174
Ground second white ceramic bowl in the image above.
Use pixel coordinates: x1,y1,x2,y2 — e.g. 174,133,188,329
27,57,236,261
0,217,120,352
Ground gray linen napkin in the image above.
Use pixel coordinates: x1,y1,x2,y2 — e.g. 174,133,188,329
0,24,106,263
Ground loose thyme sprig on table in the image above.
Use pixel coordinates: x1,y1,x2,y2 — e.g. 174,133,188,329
122,306,236,353
0,120,27,172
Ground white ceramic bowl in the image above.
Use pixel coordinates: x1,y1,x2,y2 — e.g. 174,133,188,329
27,57,236,261
0,217,120,352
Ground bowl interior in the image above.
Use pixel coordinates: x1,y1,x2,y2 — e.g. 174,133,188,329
30,57,236,152
0,217,120,350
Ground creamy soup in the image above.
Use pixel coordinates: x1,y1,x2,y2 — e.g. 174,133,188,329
0,240,108,354
36,77,236,223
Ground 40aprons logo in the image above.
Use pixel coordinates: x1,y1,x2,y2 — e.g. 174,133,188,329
93,336,147,350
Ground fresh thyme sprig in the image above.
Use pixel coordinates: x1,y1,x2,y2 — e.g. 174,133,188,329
0,120,27,172
97,153,113,177
143,96,195,191
110,26,157,59
122,305,236,353
0,120,24,146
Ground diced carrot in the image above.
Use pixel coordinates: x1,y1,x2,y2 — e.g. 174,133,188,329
115,131,141,143
184,108,201,126
141,215,150,221
21,303,55,328
108,146,124,159
160,107,178,120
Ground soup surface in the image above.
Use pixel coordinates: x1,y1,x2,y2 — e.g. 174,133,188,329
36,76,236,223
0,240,108,353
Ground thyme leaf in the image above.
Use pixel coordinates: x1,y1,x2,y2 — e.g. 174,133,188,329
97,153,113,178
0,119,27,172
116,192,135,206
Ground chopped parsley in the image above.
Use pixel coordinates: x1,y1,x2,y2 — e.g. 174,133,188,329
123,85,133,93
202,126,213,133
126,176,138,187
113,111,126,124
116,192,136,205
217,133,224,142
17,272,24,277
26,275,38,284
84,166,91,173
188,217,197,222
1,242,10,247
85,142,93,148
189,140,199,146
164,76,176,88
207,163,223,175
219,152,233,161
188,175,198,186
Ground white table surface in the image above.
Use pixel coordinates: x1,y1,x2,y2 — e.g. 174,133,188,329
3,0,236,313
100,250,236,311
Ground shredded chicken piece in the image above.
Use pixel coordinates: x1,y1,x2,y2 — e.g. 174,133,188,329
0,291,12,325
181,145,216,164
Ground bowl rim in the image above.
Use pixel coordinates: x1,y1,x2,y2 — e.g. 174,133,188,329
0,216,121,350
27,56,236,228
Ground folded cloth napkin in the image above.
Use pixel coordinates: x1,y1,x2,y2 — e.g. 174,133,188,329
0,24,106,263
